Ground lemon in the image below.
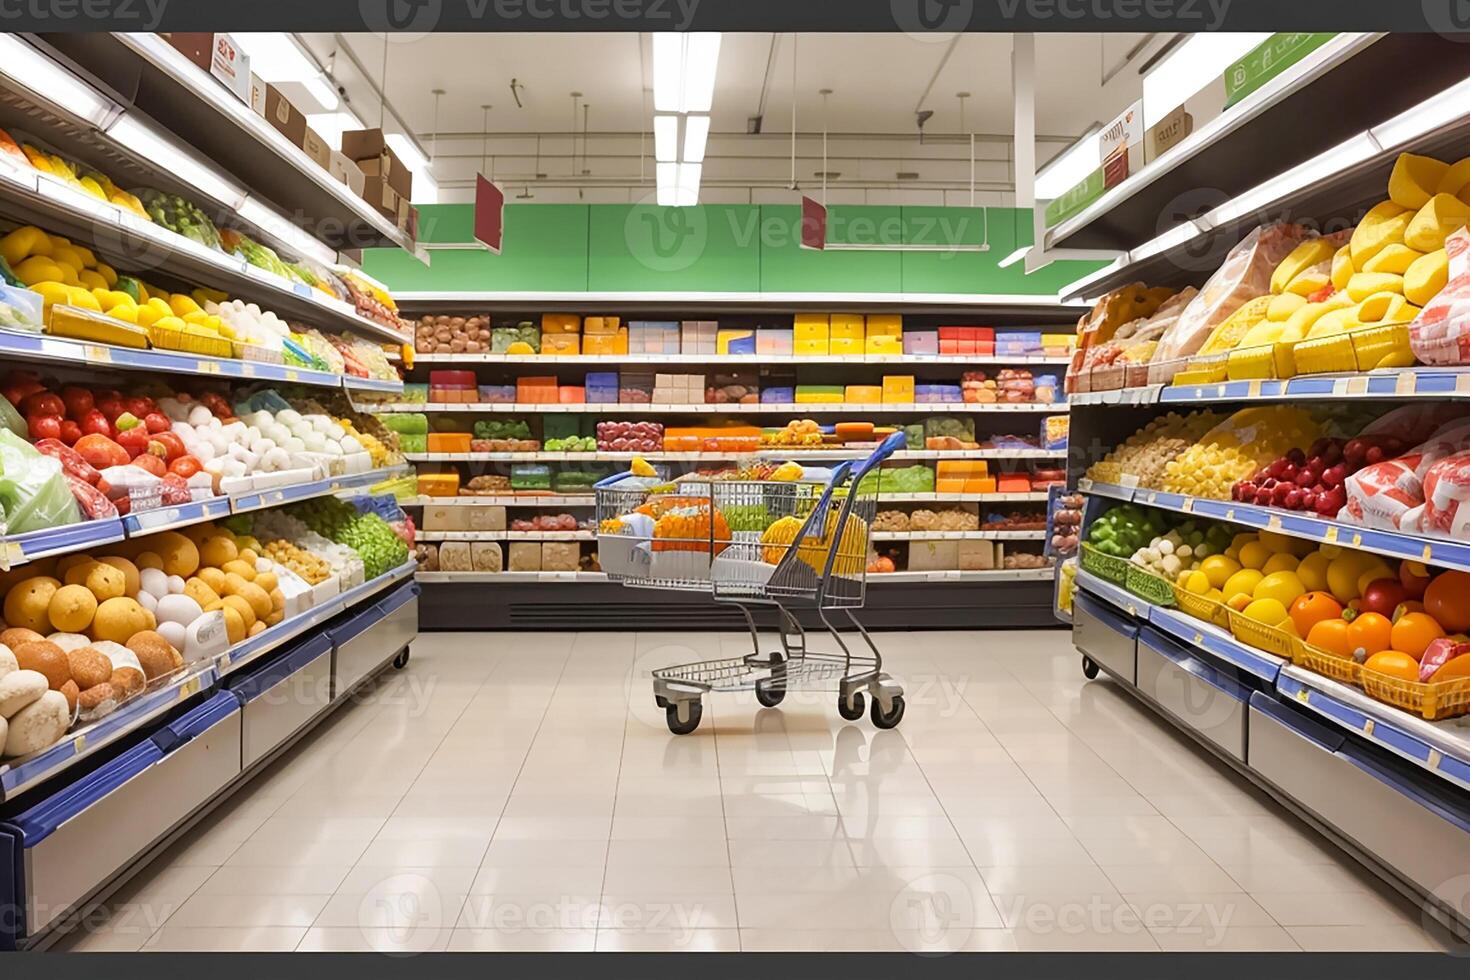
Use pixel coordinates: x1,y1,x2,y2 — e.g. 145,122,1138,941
1261,553,1300,575
1243,597,1290,627
1199,554,1241,590
1254,570,1306,607
1297,551,1331,592
1223,569,1265,604
1183,570,1211,595
1238,540,1272,570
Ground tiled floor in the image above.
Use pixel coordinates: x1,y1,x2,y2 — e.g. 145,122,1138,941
52,629,1463,953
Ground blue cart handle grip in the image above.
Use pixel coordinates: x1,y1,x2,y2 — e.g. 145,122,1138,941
594,470,632,489
849,431,908,483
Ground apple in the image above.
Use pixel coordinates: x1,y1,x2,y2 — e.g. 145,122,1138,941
1400,560,1433,600
1361,578,1409,617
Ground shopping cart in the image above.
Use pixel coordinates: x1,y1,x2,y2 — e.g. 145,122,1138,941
595,431,907,735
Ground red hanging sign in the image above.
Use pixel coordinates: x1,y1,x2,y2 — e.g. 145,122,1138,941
800,195,827,250
474,173,505,253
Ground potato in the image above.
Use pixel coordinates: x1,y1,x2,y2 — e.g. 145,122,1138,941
59,679,79,714
3,578,59,634
66,646,112,689
109,667,144,697
62,560,101,587
84,564,126,602
247,621,266,637
220,606,246,645
14,640,70,690
220,560,256,582
184,578,220,609
254,571,278,594
154,532,200,577
48,584,97,634
54,553,96,578
234,581,272,620
0,627,44,650
98,557,141,597
197,567,227,595
221,594,257,630
126,631,178,680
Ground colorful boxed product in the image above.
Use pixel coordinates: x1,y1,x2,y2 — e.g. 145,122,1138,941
908,541,960,572
492,321,540,353
882,375,916,403
829,314,864,354
1041,415,1069,452
844,384,883,404
541,333,581,355
795,385,845,403
541,313,581,334
422,504,469,531
417,472,461,497
510,463,552,490
678,320,717,353
866,333,904,355
507,542,541,571
478,384,517,403
464,505,506,532
965,475,998,494
516,377,559,404
997,474,1032,493
958,540,997,571
426,433,472,454
706,372,759,404
1041,332,1076,353
583,330,629,355
756,328,794,355
620,372,654,404
717,328,756,355
629,320,680,353
996,330,1042,353
761,386,795,403
583,316,620,335
903,329,938,355
558,386,586,404
402,382,429,403
398,433,427,453
793,313,830,355
916,384,962,403
866,314,901,336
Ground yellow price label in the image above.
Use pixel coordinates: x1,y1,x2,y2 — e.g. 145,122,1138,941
1295,687,1310,704
1215,385,1227,397
1224,509,1235,521
1193,633,1204,646
1346,377,1369,396
1363,718,1375,737
198,360,221,374
285,370,300,382
1323,526,1338,544
1246,381,1262,397
73,734,85,754
1457,374,1470,395
1395,372,1417,395
1267,515,1282,530
1181,499,1194,513
177,677,199,702
1351,533,1362,547
1428,749,1442,770
1423,544,1434,562
84,344,112,363
1,541,21,572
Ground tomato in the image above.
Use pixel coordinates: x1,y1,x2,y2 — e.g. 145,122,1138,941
131,454,167,477
150,430,186,461
96,396,124,421
143,412,170,433
20,391,64,418
58,420,82,445
123,396,155,419
79,409,113,438
27,415,61,441
168,455,202,478
115,426,151,459
60,385,94,420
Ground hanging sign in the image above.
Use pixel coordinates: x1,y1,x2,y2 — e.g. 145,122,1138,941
800,195,827,251
474,173,505,253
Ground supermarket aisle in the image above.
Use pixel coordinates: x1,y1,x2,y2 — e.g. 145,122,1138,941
55,629,1457,953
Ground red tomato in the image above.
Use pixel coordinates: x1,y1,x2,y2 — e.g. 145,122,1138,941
168,455,202,478
20,391,64,418
115,426,150,459
131,454,167,477
150,431,186,461
60,386,94,420
27,415,61,441
79,410,113,438
59,420,82,445
143,412,170,433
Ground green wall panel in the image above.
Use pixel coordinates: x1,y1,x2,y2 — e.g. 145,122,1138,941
757,205,903,294
362,204,589,291
361,203,1104,297
585,204,760,291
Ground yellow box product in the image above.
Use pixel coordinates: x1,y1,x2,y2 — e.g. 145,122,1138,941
964,476,998,494
829,337,863,355
829,314,865,342
1041,332,1076,351
582,330,628,355
47,306,150,350
541,314,580,334
1352,322,1414,371
794,337,830,355
794,385,844,403
417,473,461,497
936,460,988,479
866,334,903,355
541,333,581,355
793,314,830,341
717,328,755,353
844,384,883,403
582,316,620,335
1293,333,1358,375
936,478,966,494
882,375,915,402
866,314,901,336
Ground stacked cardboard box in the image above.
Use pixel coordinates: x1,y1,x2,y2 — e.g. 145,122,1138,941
341,128,417,236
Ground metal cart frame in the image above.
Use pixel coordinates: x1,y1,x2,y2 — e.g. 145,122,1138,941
595,432,908,734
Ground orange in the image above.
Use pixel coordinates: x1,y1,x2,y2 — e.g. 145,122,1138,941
1425,571,1470,633
1430,653,1470,681
1389,612,1445,661
1363,650,1420,682
1290,592,1344,639
1306,618,1353,659
1347,612,1394,658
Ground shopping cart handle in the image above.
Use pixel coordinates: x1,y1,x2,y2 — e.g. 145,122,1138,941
849,431,909,482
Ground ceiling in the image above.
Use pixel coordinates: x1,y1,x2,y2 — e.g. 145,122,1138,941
294,32,1163,205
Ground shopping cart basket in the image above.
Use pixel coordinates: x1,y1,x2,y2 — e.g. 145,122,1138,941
594,431,908,734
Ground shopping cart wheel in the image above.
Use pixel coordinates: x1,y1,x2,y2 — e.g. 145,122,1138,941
665,700,703,735
392,648,410,669
837,692,866,721
1082,656,1099,680
870,694,905,730
655,695,669,709
755,676,786,708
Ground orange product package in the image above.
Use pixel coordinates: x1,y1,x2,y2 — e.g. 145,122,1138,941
652,506,731,554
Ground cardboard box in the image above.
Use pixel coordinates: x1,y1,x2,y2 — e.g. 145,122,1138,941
167,33,251,104
344,128,415,200
464,505,506,532
395,195,414,234
329,151,366,195
361,177,399,220
248,72,267,117
422,505,469,532
301,127,331,170
263,84,308,146
1146,105,1194,164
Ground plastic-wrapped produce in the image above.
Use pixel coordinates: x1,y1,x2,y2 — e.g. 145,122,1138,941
1410,228,1469,365
473,419,533,441
510,463,551,491
379,413,428,435
1412,451,1470,539
1343,419,1470,530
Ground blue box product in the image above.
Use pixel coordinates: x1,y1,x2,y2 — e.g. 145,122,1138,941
915,384,963,404
585,371,620,388
723,332,757,355
996,330,1043,353
477,385,517,403
1041,414,1070,452
761,386,796,403
903,329,939,356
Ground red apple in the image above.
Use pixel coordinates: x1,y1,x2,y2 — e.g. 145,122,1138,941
1361,578,1409,617
1399,560,1432,600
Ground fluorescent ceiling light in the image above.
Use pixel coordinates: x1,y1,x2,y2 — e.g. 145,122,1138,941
654,115,678,163
683,115,710,163
998,246,1031,269
656,161,678,206
233,33,320,83
652,33,721,113
105,115,246,208
414,172,440,206
676,163,702,206
0,34,116,127
656,161,701,207
1370,75,1470,149
1034,132,1100,201
308,109,363,150
300,74,340,113
1129,219,1202,261
1143,33,1270,129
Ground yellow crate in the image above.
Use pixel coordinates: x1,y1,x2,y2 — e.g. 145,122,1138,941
1225,341,1299,381
1172,583,1230,628
1171,363,1229,386
1225,608,1298,659
149,322,233,358
1290,639,1362,686
1351,321,1413,371
1292,333,1357,375
1359,668,1470,721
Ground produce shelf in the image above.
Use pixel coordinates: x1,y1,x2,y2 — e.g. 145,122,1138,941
397,291,1086,318
1276,666,1470,795
413,567,1054,584
407,490,1049,508
415,570,609,583
0,518,126,570
227,465,412,515
121,495,234,536
379,401,1066,415
0,160,408,346
1148,603,1286,685
37,33,413,254
1075,569,1143,618
1081,481,1470,576
403,448,1064,463
0,327,404,395
1045,34,1470,254
408,352,1073,366
0,659,217,803
219,560,418,676
871,530,1046,541
1071,370,1470,408
416,530,593,542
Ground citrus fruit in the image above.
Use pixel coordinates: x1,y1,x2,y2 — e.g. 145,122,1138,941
1199,555,1241,590
1390,612,1445,660
1432,653,1470,681
1254,570,1306,607
1243,597,1290,627
1290,591,1343,638
1306,618,1353,658
1326,555,1370,602
1182,570,1211,596
1348,611,1394,658
1296,552,1331,592
1222,569,1264,604
1362,650,1420,682
1261,553,1300,575
1259,528,1312,556
1355,559,1395,598
1425,570,1470,632
1238,540,1272,571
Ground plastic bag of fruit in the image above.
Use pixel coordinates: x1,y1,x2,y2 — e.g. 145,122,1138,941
1409,227,1470,366
1153,224,1315,363
1342,419,1470,529
1408,450,1470,539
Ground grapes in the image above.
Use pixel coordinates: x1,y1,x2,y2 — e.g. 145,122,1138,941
291,498,409,579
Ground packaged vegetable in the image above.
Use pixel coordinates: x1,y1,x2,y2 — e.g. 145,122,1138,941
1410,226,1470,364
0,429,83,532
